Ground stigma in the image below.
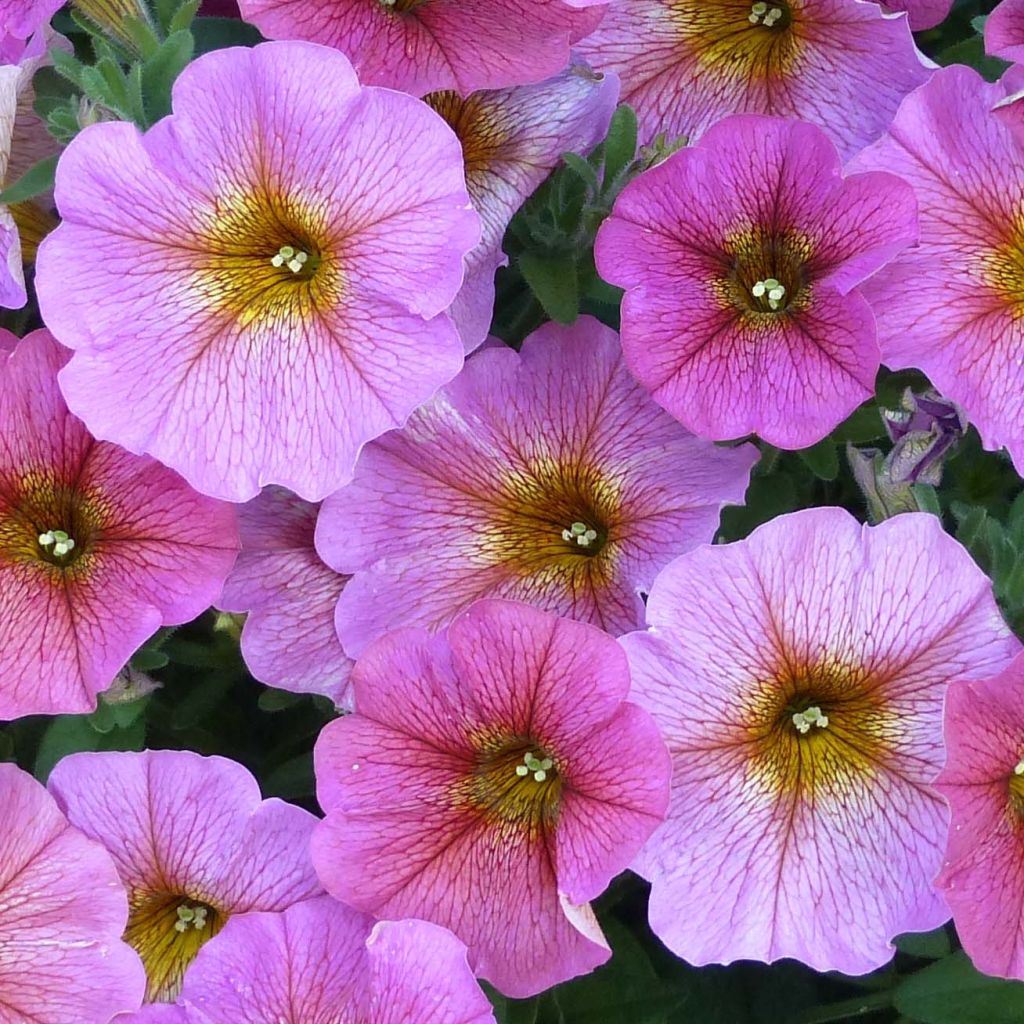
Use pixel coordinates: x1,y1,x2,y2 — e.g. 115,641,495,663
38,529,75,558
752,278,786,310
562,521,599,548
271,245,310,274
173,904,209,934
749,1,784,25
514,751,554,782
792,706,829,735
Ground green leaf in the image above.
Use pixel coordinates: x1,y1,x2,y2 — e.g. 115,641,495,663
192,16,264,56
895,926,952,960
142,29,194,123
0,155,58,205
518,250,579,325
168,0,201,34
935,37,1008,81
131,647,170,672
797,438,840,480
561,152,601,196
49,46,85,88
830,404,886,444
911,483,943,517
894,952,1024,1023
257,687,304,713
540,920,685,1024
602,104,638,189
484,986,539,1024
34,713,145,782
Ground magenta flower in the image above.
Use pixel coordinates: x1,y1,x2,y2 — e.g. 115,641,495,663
312,599,670,997
217,487,352,707
576,0,929,157
165,898,495,1023
935,653,1024,980
880,0,952,30
0,34,60,308
427,63,618,352
850,67,1024,474
0,761,145,1022
48,749,324,1003
0,0,60,46
0,329,237,718
237,0,606,97
317,318,756,654
595,115,917,449
36,41,479,502
621,507,1020,972
987,0,1024,62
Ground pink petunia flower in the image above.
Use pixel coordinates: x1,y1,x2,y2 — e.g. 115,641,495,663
0,329,237,718
879,0,952,30
0,31,60,307
987,0,1024,63
312,599,671,997
48,749,324,1004
0,761,145,1022
850,66,1024,474
426,63,618,352
217,487,352,708
595,115,918,449
935,653,1024,980
158,898,496,1023
576,0,930,158
621,507,1020,973
36,41,480,502
237,0,606,97
316,317,757,654
0,0,60,48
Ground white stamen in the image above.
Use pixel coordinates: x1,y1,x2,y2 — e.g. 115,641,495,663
272,245,310,274
749,1,784,24
792,706,829,735
752,278,786,310
38,529,75,558
562,521,599,548
174,904,209,934
1014,759,1024,776
517,751,555,783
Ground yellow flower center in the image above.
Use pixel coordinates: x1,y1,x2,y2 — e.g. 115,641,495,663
124,890,225,1003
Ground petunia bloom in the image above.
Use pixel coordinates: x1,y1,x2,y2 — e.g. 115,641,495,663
312,599,671,997
0,0,61,48
316,317,756,654
621,507,1020,973
48,749,324,1003
879,0,952,30
850,66,1024,474
36,41,479,502
0,329,237,718
0,32,60,307
576,0,930,158
237,0,606,97
217,486,353,708
426,62,618,352
987,0,1024,63
595,115,917,449
0,761,145,1022
167,898,495,1023
935,653,1024,980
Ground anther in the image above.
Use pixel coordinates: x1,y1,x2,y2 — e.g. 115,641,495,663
515,751,554,783
561,521,599,548
792,706,829,735
38,529,75,558
752,278,787,310
271,245,310,274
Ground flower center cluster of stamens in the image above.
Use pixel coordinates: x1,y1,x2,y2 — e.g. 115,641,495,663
751,278,787,311
173,903,209,934
270,245,310,274
748,1,785,25
792,705,829,735
561,521,599,549
515,750,554,782
38,528,75,559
